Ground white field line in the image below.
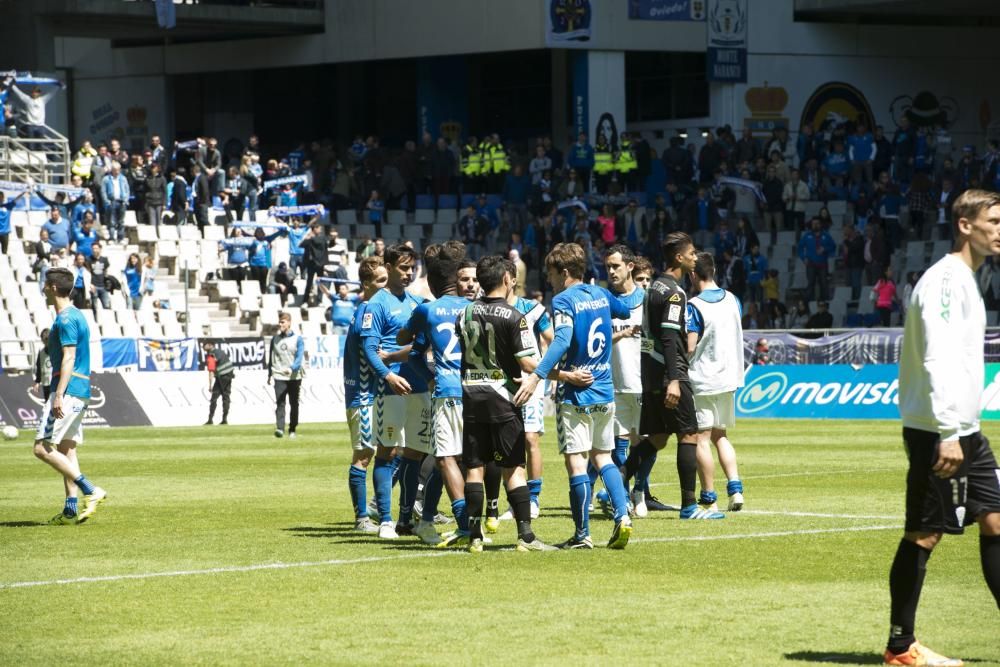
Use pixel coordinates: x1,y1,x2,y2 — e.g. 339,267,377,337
2,525,898,590
648,466,901,488
741,510,901,520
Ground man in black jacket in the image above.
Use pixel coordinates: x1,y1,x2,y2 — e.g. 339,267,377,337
298,220,328,304
169,168,188,226
145,162,166,228
191,164,211,231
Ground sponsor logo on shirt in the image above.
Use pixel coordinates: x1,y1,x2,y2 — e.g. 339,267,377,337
362,313,373,329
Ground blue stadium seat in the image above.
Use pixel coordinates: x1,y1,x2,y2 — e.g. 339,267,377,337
485,194,503,209
415,194,435,210
460,194,477,208
438,194,458,210
399,196,409,210
863,313,881,327
211,195,223,208
844,313,862,327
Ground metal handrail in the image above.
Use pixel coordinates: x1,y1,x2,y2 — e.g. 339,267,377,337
0,129,70,185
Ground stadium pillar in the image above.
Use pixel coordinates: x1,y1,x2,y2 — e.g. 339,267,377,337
415,56,469,144
566,50,626,148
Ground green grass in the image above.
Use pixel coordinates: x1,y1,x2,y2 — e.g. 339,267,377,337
1,419,997,666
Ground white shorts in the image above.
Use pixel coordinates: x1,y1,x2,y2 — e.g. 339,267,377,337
347,405,375,451
613,393,642,437
694,391,737,431
35,394,88,445
432,397,463,458
522,395,546,434
556,402,615,455
376,391,432,454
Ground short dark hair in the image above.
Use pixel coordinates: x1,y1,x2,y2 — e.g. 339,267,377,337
358,256,383,284
545,242,586,280
693,252,716,281
458,259,476,271
384,243,417,267
45,267,75,297
476,255,509,293
424,241,466,297
662,232,693,269
605,243,635,264
631,256,653,279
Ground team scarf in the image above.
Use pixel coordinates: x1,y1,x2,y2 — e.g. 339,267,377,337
718,176,766,203
0,71,61,86
270,204,324,218
263,174,308,190
36,183,87,198
0,179,30,193
317,276,361,289
230,222,288,231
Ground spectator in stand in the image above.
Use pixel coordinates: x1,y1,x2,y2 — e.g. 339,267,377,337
191,164,211,230
8,79,63,141
0,189,28,254
847,123,876,191
743,243,768,304
742,302,763,329
663,136,694,185
768,149,790,184
502,164,531,233
683,186,718,247
284,217,308,278
543,135,563,170
72,217,99,259
558,169,585,200
529,145,551,185
169,168,189,226
823,140,851,196
734,127,760,166
906,172,934,240
379,160,406,210
221,166,248,223
593,133,613,194
900,270,919,321
766,126,797,168
718,247,746,302
567,132,595,192
872,126,893,181
596,204,616,246
801,157,823,200
871,266,897,327
123,253,142,309
805,301,834,329
32,328,52,400
713,220,736,262
431,137,454,197
128,154,148,224
416,132,434,195
365,189,384,235
798,217,837,302
109,138,129,168
892,116,916,185
298,220,328,303
141,255,157,303
71,140,97,184
459,204,488,260
219,227,252,290
70,252,91,309
278,181,298,208
618,199,645,249
87,242,111,313
145,162,166,228
698,131,725,184
240,155,261,221
768,300,788,329
761,165,784,235
796,124,820,167
33,229,52,286
70,189,96,232
324,281,359,335
509,249,527,298
100,161,130,244
789,299,810,329
198,137,224,196
934,177,959,241
247,226,283,295
751,338,771,364
150,135,167,171
761,269,780,308
782,168,810,237
271,262,297,307
42,206,71,251
36,187,87,228
864,222,889,284
733,215,758,258
841,223,866,300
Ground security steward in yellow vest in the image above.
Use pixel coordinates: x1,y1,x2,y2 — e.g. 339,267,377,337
615,131,638,192
461,135,483,195
593,135,614,195
71,143,98,184
487,133,510,193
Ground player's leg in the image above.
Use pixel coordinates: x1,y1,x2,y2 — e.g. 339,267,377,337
347,406,378,533
591,404,632,549
711,392,743,510
398,393,433,534
558,406,594,549
693,392,718,510
523,391,545,517
372,390,405,538
287,379,301,436
483,459,502,533
965,432,1000,608
501,421,554,551
53,442,80,523
601,393,639,514
206,381,221,425
626,390,666,494
461,423,489,552
273,379,288,437
433,398,469,545
677,383,723,520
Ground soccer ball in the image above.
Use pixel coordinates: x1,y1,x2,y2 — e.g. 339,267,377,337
2,425,18,441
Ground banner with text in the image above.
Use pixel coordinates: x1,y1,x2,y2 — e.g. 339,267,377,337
706,0,747,82
736,364,900,420
198,337,268,370
0,374,151,430
629,0,706,21
139,338,200,372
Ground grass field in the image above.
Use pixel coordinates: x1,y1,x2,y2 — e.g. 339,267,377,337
1,419,997,666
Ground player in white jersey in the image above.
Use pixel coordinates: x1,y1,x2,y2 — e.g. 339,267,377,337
883,190,1000,667
685,252,745,513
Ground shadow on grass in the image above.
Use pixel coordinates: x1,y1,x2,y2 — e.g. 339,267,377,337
785,651,991,665
0,521,46,528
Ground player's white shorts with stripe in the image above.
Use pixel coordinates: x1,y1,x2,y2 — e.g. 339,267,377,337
522,381,546,434
694,391,736,431
613,393,642,437
432,397,463,458
556,402,615,455
376,391,432,454
347,405,375,451
35,394,88,445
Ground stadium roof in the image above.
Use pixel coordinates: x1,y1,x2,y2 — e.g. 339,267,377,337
795,0,1000,26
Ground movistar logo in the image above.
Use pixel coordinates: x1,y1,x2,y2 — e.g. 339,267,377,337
737,372,787,413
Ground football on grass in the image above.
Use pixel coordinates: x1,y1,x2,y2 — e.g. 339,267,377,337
2,425,18,441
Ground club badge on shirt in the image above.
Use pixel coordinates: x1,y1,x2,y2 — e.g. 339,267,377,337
362,312,373,329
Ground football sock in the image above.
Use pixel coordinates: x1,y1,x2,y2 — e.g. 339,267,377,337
624,438,656,482
699,490,718,505
465,482,485,540
348,466,368,518
507,485,535,543
63,496,78,518
74,475,95,495
980,534,1000,608
676,443,698,508
397,457,420,525
484,460,501,518
887,539,931,653
569,474,590,539
389,454,401,488
613,436,629,468
635,450,658,493
599,464,630,522
421,467,443,524
372,457,394,523
452,498,469,533
727,479,744,495
586,461,599,494
415,454,436,505
527,478,542,505
641,449,657,494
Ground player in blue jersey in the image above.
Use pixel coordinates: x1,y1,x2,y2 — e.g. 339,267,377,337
343,257,388,533
32,267,108,525
397,242,474,546
514,242,634,550
361,244,432,539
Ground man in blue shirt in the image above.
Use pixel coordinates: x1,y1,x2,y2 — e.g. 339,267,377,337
514,242,634,550
343,257,388,533
797,217,837,302
42,207,71,251
33,267,108,525
72,218,99,259
567,132,596,192
360,244,431,539
327,282,359,336
285,218,309,277
0,188,28,254
847,122,876,191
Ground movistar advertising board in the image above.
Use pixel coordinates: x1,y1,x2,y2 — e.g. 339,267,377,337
736,365,900,419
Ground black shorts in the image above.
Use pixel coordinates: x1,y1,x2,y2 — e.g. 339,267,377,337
463,416,526,470
903,428,1000,535
639,381,698,437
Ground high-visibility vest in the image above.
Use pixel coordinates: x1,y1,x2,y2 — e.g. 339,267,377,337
461,144,481,176
479,141,493,173
593,147,613,174
72,147,96,179
490,144,510,174
615,140,637,172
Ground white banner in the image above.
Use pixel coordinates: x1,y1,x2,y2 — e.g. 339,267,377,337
121,369,345,427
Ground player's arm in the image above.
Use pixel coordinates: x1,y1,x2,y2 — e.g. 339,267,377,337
919,289,966,477
51,344,75,419
361,304,410,395
380,344,411,364
514,310,572,406
685,303,703,357
601,286,632,320
659,290,686,408
406,341,434,384
397,303,426,346
291,335,304,373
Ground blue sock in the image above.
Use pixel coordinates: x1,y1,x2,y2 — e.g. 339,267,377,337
421,467,443,523
569,474,590,539
452,498,469,533
699,489,718,505
372,457,394,523
613,436,629,468
583,478,592,536
63,496,78,518
527,478,542,505
348,466,367,519
635,451,658,493
397,457,420,525
727,479,744,495
74,475,95,495
586,462,599,498
390,455,402,488
599,464,630,521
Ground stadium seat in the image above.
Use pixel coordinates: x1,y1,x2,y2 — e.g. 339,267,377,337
832,286,852,302
124,211,138,227
436,209,457,224
0,343,31,371
414,209,434,224
120,319,141,338
259,308,279,328
203,225,225,241
186,310,210,332
305,306,326,322
438,194,458,210
136,225,158,244
142,322,163,338
0,324,16,340
336,210,357,226
460,194,477,208
209,321,232,337
213,281,240,301
826,201,847,216
300,320,322,336
238,293,260,314
386,210,406,225
162,322,184,338
261,294,282,311
486,195,503,209
178,225,201,240
241,280,261,298
158,225,179,241
158,309,178,326
415,194,435,210
356,224,376,239
100,322,122,337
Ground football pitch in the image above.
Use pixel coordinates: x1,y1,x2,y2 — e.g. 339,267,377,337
1,419,997,666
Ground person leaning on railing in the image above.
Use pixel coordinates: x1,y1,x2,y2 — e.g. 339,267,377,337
7,77,63,143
